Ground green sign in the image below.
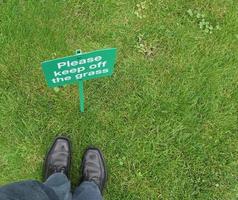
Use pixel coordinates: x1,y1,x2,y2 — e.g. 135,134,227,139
41,48,117,112
42,48,117,87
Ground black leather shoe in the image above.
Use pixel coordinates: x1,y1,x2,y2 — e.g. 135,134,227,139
81,147,107,193
43,137,71,181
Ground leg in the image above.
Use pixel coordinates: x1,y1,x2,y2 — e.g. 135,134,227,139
44,173,72,200
43,136,72,200
73,147,107,200
73,181,102,200
0,180,58,200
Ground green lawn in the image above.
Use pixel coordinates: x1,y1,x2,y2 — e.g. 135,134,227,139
0,0,238,199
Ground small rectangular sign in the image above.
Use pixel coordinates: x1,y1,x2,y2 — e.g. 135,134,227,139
41,48,117,87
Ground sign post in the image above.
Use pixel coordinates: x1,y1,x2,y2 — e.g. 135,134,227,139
78,80,84,112
41,48,117,112
75,49,85,112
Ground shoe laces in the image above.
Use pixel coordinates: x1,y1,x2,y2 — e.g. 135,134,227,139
52,165,66,173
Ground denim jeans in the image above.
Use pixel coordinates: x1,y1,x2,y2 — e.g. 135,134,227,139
0,173,103,200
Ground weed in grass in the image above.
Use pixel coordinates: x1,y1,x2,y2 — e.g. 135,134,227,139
135,34,158,57
119,156,126,166
187,9,221,34
134,1,149,19
53,87,60,93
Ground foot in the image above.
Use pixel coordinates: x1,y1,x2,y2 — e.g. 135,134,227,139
44,137,71,181
81,147,107,193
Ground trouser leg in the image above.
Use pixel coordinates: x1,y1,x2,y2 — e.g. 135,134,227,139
0,180,57,200
44,173,72,200
73,181,103,200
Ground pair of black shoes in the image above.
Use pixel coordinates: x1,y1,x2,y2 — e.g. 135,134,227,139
44,137,107,193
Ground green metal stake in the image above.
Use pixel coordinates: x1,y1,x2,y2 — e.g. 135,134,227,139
76,49,84,112
78,80,84,112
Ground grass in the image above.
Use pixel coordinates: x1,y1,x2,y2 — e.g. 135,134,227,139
0,0,238,199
